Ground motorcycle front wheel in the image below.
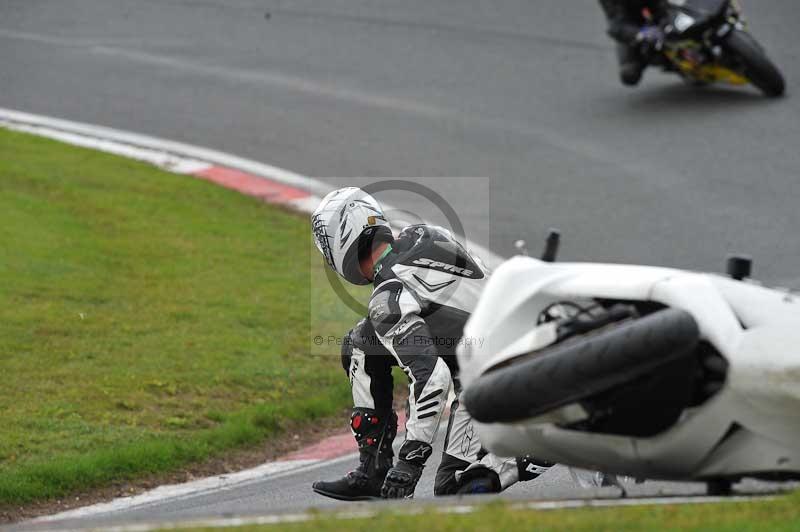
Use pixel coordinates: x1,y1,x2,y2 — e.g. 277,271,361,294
724,29,786,97
461,308,700,425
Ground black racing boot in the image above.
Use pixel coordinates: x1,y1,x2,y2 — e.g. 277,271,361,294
312,409,397,501
616,43,646,87
620,62,645,86
517,455,554,482
455,465,502,495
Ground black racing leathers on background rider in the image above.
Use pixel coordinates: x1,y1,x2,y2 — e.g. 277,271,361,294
599,0,659,43
598,0,665,85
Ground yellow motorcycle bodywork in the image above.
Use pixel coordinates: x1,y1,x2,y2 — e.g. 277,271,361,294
664,47,749,86
661,1,750,85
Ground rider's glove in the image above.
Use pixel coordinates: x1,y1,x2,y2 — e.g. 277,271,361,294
380,460,423,499
636,25,665,52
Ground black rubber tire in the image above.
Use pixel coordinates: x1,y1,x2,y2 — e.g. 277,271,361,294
723,29,785,98
461,308,700,424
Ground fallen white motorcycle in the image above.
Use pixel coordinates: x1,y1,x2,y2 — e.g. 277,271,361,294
458,232,800,494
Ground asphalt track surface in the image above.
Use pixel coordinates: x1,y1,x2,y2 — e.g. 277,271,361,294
2,0,800,526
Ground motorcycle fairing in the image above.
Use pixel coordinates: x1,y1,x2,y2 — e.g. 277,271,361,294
666,0,729,20
663,49,749,85
659,0,750,86
458,256,800,480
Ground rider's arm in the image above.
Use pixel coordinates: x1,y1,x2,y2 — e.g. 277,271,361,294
598,0,642,43
368,279,452,449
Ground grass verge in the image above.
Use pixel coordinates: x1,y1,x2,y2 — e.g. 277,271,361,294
195,491,800,532
0,127,367,504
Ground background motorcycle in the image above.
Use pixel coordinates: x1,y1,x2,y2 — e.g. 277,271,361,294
644,0,785,97
459,233,800,495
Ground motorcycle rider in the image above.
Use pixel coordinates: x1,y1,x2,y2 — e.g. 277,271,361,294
599,0,666,86
310,187,551,499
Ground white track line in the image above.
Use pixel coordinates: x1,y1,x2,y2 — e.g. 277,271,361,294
34,453,371,524
34,460,318,523
0,108,328,196
0,107,500,268
3,122,211,175
31,494,778,532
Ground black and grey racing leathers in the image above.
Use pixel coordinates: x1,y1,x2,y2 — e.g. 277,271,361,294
341,224,538,494
368,225,485,450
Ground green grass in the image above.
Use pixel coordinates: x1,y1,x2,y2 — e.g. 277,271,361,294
192,491,800,532
0,127,368,504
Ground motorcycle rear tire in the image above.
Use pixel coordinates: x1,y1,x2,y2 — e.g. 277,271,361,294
724,29,785,98
461,308,700,424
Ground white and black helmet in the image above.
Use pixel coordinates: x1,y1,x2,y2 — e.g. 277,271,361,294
311,187,393,285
